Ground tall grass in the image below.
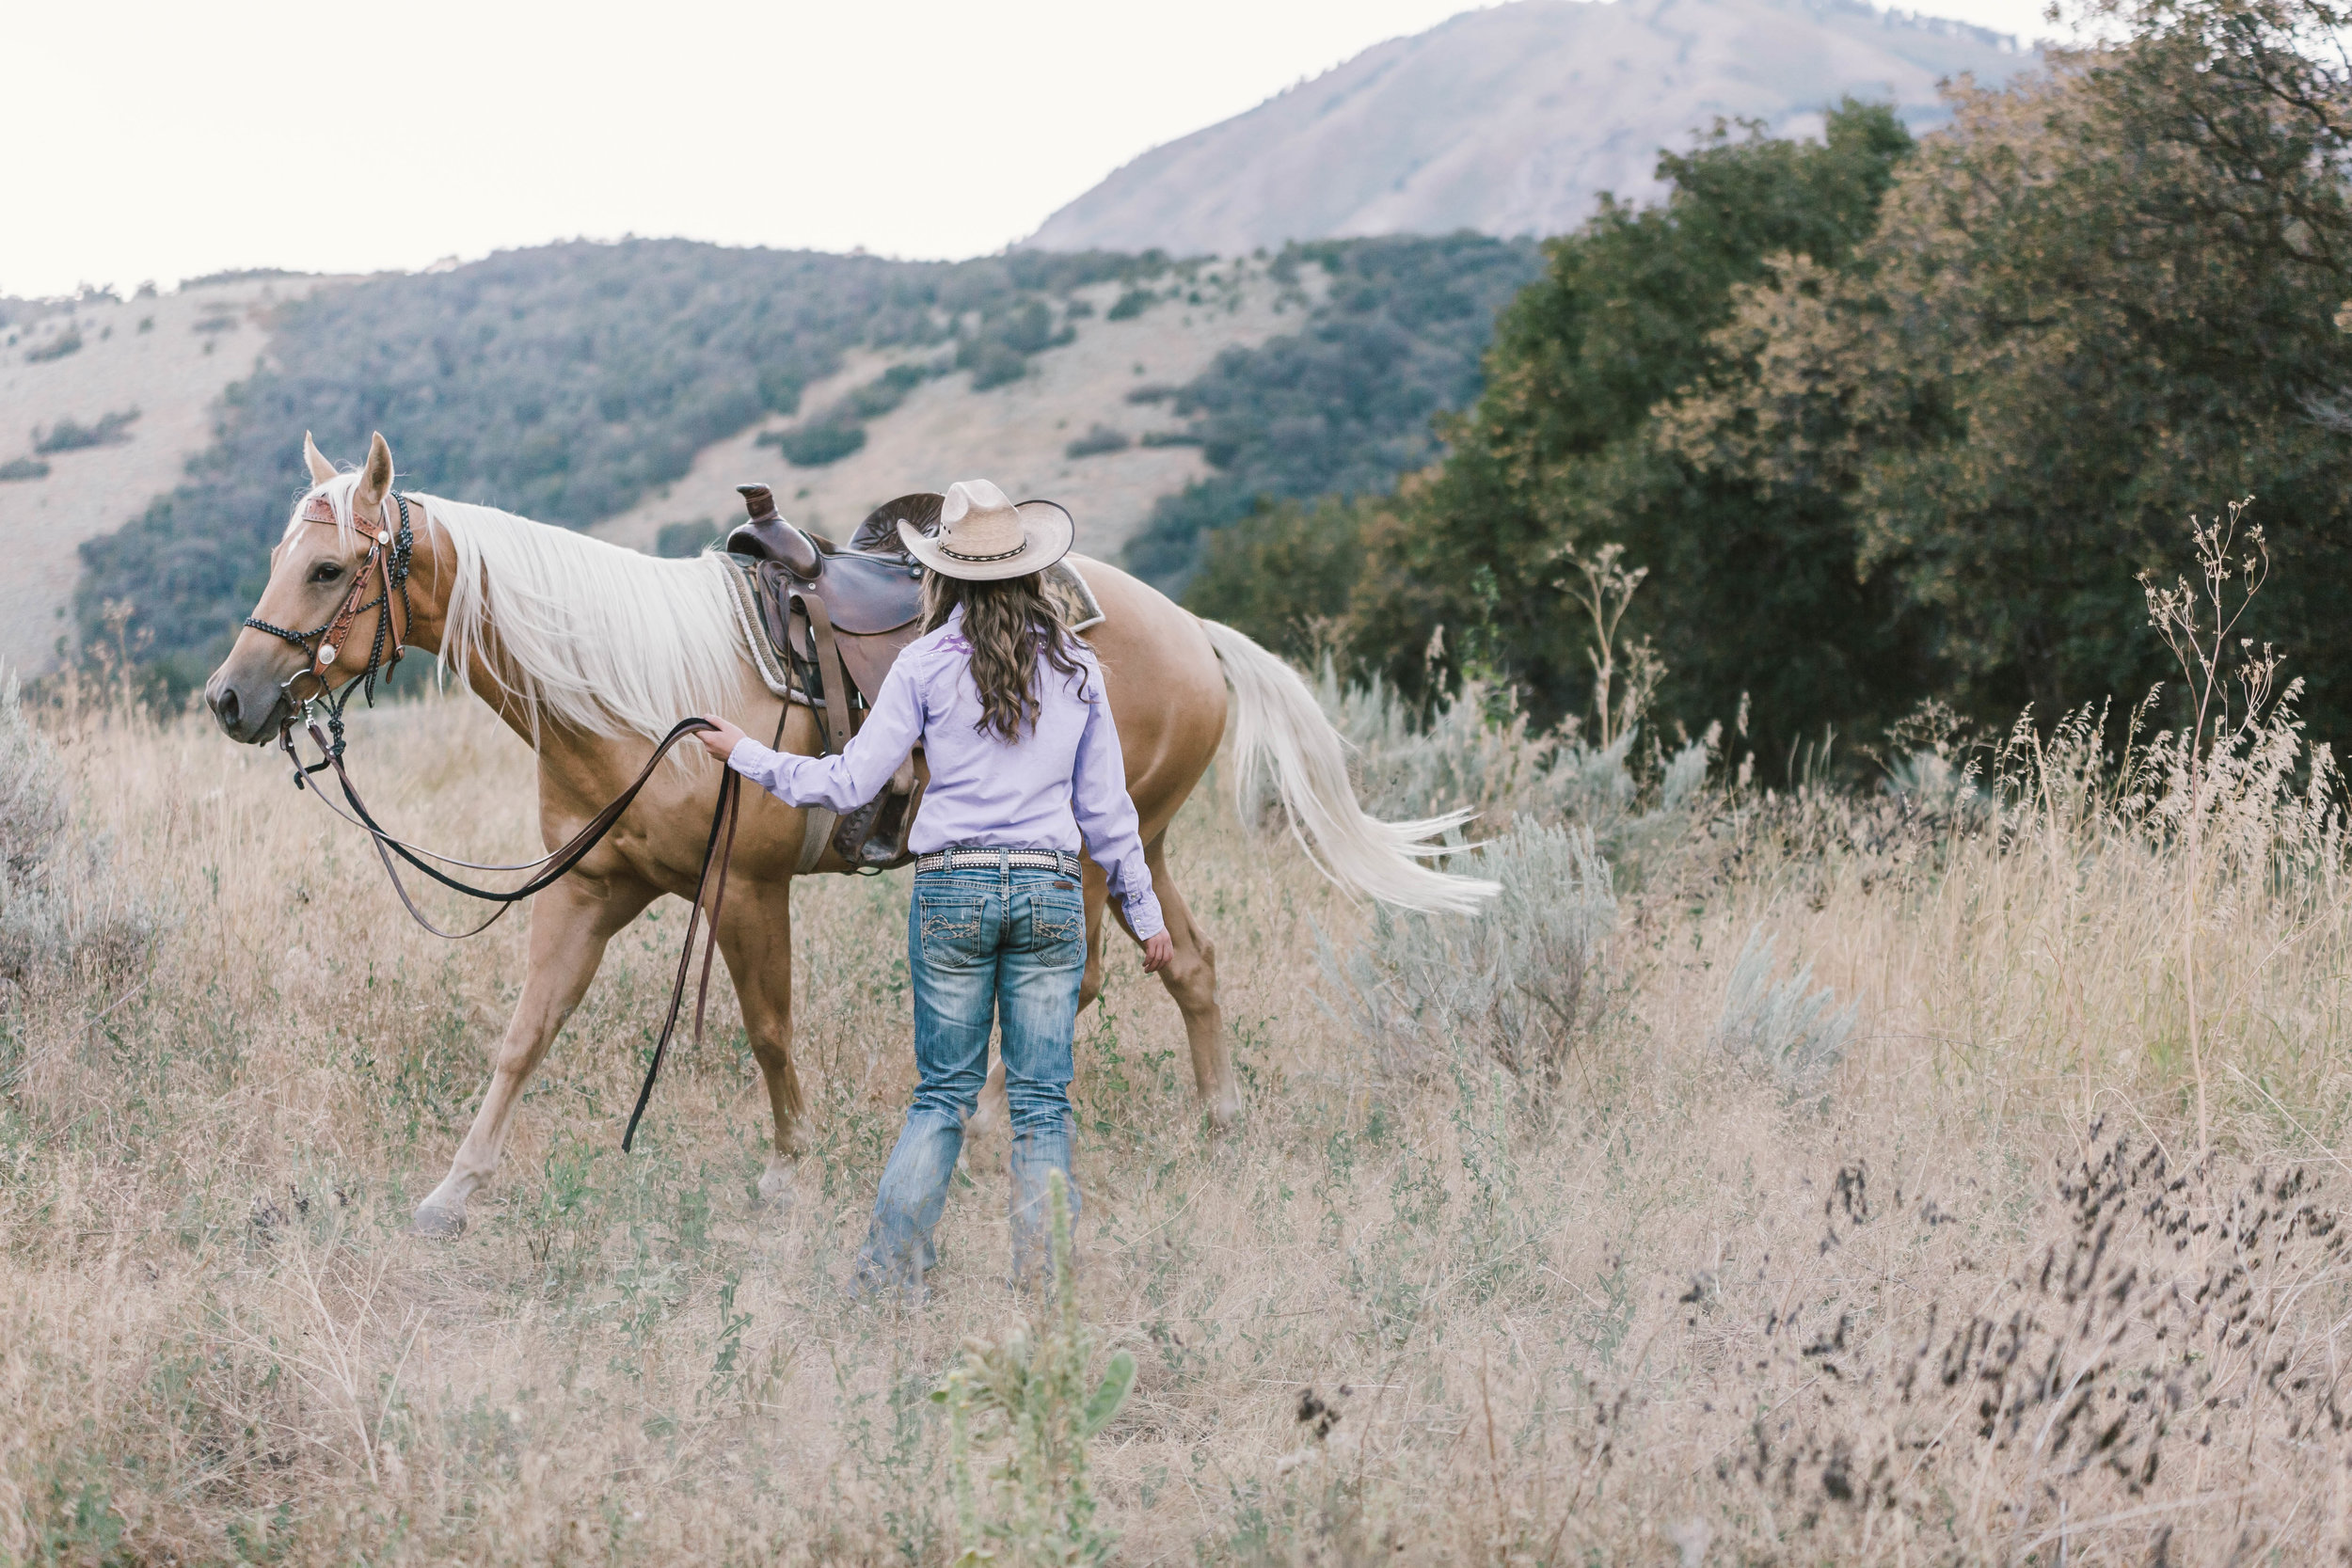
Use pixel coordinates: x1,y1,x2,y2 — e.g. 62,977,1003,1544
4,626,2352,1561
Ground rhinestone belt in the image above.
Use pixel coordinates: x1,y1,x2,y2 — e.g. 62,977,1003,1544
914,847,1083,877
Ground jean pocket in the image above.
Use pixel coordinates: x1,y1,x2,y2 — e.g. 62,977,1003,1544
916,895,989,967
1025,891,1086,959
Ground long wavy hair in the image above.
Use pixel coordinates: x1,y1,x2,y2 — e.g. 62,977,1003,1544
922,570,1087,743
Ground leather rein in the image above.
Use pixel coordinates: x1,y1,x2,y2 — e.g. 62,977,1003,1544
256,488,776,1151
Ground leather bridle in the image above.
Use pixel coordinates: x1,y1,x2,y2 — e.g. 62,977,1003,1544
254,485,780,1151
246,488,417,766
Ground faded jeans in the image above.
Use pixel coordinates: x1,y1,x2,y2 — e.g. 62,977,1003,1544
854,858,1087,1297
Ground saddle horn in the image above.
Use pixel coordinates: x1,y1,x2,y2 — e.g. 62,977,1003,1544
727,482,823,578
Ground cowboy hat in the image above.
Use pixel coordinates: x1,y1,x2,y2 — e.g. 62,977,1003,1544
897,479,1074,581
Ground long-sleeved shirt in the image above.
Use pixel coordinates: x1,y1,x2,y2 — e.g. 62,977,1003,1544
726,607,1166,939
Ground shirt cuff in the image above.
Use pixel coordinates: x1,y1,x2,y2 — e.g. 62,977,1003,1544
1124,891,1166,942
727,736,773,774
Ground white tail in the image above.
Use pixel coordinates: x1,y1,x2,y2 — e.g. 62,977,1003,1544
1200,618,1499,914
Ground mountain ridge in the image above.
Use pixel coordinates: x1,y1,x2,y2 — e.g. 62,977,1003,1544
1025,0,2027,255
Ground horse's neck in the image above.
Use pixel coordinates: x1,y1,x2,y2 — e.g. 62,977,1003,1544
395,512,556,753
399,506,740,780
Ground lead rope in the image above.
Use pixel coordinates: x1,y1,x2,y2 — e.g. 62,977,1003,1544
621,699,787,1150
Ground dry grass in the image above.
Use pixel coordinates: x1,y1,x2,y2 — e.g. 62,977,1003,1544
5,673,2352,1565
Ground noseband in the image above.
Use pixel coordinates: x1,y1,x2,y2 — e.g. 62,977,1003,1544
246,489,417,762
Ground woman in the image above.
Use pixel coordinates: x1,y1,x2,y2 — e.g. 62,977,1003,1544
695,479,1170,1297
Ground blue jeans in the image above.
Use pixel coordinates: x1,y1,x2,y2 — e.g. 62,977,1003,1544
854,858,1088,1297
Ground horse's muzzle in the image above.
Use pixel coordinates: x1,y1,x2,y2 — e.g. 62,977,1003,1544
204,668,292,744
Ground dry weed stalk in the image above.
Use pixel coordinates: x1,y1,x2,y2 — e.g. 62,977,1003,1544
2141,498,2278,1153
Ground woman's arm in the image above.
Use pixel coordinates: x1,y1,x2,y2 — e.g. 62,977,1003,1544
1071,675,1168,942
698,657,924,813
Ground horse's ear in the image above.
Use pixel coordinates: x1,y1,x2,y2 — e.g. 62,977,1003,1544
355,432,394,514
303,431,336,486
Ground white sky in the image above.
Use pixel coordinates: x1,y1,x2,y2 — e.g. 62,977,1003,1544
5,0,2074,300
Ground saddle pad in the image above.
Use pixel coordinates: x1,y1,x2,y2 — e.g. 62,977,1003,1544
712,551,1105,703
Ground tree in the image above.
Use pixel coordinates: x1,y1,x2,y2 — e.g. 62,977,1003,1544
1668,0,2352,734
1343,103,1925,756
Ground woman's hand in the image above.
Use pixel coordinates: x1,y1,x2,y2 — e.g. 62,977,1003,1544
694,715,747,761
1140,930,1174,974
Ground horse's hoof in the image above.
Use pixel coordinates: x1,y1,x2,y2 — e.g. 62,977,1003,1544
411,1204,467,1239
1204,1091,1243,1132
756,1167,796,1212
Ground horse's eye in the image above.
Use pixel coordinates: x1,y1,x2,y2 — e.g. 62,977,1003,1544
310,562,344,585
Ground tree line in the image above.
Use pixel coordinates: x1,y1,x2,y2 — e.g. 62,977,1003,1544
1189,0,2352,762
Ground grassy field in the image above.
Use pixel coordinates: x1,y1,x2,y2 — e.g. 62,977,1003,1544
6,663,2352,1565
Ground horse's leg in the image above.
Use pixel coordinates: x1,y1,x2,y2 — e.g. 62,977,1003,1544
715,879,807,1209
414,871,657,1236
1143,834,1238,1127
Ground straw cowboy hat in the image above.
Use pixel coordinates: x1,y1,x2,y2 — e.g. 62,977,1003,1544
898,479,1074,581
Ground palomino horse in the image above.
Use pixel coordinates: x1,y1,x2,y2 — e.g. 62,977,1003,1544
204,433,1493,1237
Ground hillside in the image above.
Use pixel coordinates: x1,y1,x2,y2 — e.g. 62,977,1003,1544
593,261,1324,557
0,277,336,674
64,243,1148,686
47,236,1525,685
1025,0,2026,255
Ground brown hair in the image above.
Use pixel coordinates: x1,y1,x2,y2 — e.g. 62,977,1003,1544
921,570,1088,743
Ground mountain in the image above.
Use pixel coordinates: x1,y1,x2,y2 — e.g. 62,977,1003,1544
1025,0,2026,255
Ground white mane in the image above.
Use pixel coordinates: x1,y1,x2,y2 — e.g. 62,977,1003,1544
287,473,744,746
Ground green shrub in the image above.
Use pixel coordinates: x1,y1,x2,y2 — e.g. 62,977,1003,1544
837,362,932,420
34,409,139,454
963,341,1028,391
24,330,80,363
1105,288,1155,321
1064,423,1129,458
757,421,866,467
756,366,804,416
996,299,1056,356
937,1175,1135,1566
1319,820,1616,1089
1710,927,1857,1097
0,457,49,483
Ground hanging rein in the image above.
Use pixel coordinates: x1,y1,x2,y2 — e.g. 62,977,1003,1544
255,489,769,1151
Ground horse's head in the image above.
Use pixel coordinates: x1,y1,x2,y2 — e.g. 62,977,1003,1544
205,431,410,743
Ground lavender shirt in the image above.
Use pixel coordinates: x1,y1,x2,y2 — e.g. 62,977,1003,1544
725,608,1166,939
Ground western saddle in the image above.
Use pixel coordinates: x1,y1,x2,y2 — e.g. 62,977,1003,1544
724,483,937,874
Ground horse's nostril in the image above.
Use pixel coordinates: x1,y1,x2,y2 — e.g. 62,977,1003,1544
214,687,241,730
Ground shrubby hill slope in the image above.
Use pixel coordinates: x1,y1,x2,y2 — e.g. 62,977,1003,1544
591,258,1328,556
0,277,336,674
57,235,1527,686
69,243,1148,685
1026,0,2025,255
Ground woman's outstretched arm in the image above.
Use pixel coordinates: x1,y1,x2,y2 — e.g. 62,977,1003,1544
697,657,922,812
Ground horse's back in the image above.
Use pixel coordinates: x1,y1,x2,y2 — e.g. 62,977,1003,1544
1071,554,1227,830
